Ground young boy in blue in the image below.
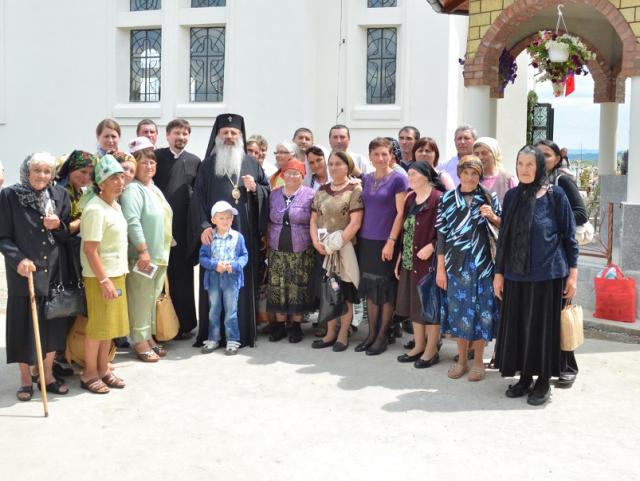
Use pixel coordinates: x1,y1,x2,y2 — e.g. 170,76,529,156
199,201,249,355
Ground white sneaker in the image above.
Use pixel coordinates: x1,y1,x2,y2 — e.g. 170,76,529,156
225,341,240,356
201,340,219,354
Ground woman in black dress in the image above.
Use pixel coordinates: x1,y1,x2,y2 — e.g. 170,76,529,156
494,146,578,406
0,153,72,401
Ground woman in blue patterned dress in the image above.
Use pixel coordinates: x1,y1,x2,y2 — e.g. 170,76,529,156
435,156,501,382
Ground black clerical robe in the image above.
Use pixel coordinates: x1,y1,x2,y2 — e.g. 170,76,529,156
154,147,201,334
189,153,269,347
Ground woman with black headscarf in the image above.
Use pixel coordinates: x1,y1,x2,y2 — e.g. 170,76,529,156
494,146,579,406
0,153,72,400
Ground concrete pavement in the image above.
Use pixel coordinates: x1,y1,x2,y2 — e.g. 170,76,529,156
0,327,639,481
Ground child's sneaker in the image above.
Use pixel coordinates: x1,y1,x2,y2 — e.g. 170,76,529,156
201,340,219,354
225,341,240,356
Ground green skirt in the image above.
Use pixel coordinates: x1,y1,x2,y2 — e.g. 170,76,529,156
84,276,129,340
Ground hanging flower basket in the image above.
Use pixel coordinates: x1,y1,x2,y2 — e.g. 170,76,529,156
546,40,570,62
527,30,594,97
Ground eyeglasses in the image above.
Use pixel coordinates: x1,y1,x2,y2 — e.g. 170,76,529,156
274,151,292,155
139,161,157,166
284,171,302,177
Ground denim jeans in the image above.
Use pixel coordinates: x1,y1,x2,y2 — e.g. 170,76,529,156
207,272,240,343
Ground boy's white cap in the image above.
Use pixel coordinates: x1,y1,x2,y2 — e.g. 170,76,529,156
211,200,238,217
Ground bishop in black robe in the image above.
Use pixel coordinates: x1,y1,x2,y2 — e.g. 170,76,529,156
154,147,201,336
188,114,269,348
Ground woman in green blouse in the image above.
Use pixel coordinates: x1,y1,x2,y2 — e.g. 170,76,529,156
120,142,173,362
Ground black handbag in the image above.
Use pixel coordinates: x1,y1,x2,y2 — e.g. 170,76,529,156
317,258,348,325
45,250,87,320
417,256,442,323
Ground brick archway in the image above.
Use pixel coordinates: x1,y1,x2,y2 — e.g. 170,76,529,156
464,0,640,102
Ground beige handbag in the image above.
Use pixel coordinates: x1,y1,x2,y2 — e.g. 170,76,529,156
560,301,584,351
156,277,179,341
65,315,117,367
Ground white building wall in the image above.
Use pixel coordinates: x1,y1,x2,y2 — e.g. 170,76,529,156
0,0,467,183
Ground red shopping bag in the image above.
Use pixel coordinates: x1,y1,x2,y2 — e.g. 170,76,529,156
593,264,637,323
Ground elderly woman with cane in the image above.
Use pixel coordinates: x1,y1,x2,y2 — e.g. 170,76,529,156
0,152,72,401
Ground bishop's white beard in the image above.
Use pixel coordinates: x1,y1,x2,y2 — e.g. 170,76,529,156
214,137,244,178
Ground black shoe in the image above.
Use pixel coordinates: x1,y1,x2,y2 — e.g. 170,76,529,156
366,339,388,356
114,337,130,348
505,377,534,398
354,339,375,352
403,340,415,350
333,341,349,352
312,338,337,349
53,361,74,378
288,323,304,343
555,372,577,388
397,351,424,363
192,339,204,348
414,352,440,369
269,323,287,342
173,330,195,341
527,379,551,406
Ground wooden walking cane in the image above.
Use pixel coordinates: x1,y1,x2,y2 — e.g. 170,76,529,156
27,266,49,417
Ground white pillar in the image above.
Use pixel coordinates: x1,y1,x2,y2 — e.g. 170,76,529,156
627,77,640,203
598,102,619,175
463,85,497,138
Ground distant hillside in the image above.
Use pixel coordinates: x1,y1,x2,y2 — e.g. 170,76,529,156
565,149,626,166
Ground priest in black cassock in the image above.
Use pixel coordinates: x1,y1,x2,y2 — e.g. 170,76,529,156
154,119,201,338
189,113,269,348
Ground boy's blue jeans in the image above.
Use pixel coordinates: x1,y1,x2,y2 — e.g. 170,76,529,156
207,272,240,343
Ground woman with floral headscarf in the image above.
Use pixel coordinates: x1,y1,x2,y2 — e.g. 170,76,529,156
79,154,130,394
0,153,72,401
473,137,517,204
494,146,578,406
56,150,98,233
436,155,501,382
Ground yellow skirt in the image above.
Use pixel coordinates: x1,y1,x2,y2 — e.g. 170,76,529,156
84,276,129,340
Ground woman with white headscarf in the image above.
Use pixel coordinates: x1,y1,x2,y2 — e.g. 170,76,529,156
473,137,517,204
0,153,72,401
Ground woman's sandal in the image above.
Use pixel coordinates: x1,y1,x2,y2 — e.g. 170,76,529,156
80,378,110,394
136,350,160,362
101,373,126,389
151,345,167,357
468,366,486,382
448,363,469,379
16,385,33,402
37,379,70,395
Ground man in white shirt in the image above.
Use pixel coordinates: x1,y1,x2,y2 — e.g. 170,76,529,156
438,125,478,186
328,124,373,176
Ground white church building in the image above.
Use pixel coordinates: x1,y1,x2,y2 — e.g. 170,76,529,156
0,0,528,181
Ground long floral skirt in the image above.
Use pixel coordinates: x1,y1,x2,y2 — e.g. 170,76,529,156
267,248,315,316
440,256,498,342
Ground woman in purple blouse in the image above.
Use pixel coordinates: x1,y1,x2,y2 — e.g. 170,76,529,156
266,159,316,343
356,137,408,355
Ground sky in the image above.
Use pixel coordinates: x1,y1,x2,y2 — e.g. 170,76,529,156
529,65,631,153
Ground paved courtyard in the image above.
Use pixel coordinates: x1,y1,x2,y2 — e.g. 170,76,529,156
1,259,639,480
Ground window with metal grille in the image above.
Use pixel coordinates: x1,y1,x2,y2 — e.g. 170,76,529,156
366,27,397,104
368,0,397,7
130,29,161,102
190,27,225,102
192,0,226,7
130,0,161,11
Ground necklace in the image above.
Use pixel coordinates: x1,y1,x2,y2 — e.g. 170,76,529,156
225,172,241,204
331,179,349,190
371,170,392,193
283,186,301,207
